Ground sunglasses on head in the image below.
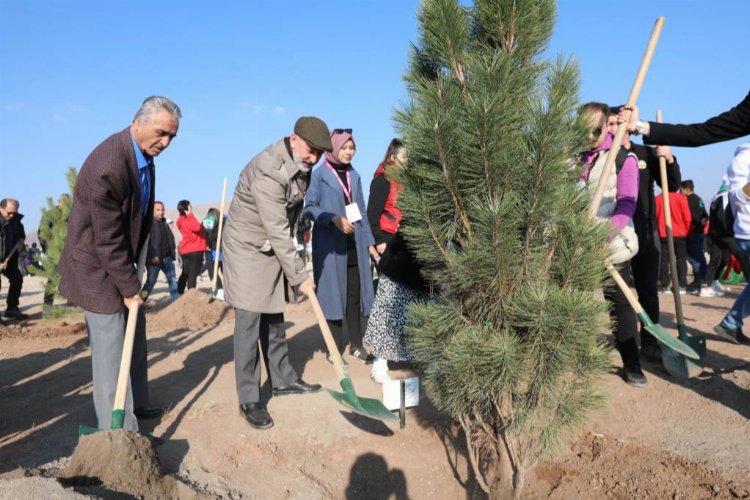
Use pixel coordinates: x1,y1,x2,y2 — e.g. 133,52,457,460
332,128,352,134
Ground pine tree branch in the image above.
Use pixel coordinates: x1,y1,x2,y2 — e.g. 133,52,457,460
433,97,474,242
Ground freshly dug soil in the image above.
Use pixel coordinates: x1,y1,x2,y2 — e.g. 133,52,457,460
530,433,750,499
147,289,231,331
62,430,192,498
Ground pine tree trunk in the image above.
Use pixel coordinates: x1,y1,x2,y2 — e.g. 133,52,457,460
489,446,515,500
489,448,526,499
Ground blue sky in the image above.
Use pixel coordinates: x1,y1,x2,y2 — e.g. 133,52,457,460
1,0,749,232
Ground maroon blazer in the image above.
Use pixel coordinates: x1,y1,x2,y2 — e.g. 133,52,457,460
59,127,155,314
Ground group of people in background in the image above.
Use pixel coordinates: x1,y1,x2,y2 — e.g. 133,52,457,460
2,89,748,436
575,93,750,387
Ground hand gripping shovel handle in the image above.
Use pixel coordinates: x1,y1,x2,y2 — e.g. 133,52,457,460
210,177,228,301
111,301,140,429
307,291,349,382
589,17,665,217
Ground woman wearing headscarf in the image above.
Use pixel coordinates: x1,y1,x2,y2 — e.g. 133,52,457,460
304,129,379,363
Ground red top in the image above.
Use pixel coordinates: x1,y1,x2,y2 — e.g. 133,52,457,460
655,192,692,238
373,163,403,234
176,213,208,255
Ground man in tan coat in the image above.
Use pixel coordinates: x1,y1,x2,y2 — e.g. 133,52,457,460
223,116,331,429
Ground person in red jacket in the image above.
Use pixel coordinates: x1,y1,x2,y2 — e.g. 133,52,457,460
655,190,692,293
176,199,208,294
367,138,407,255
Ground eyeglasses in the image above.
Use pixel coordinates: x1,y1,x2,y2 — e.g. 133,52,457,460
590,127,603,137
332,128,352,134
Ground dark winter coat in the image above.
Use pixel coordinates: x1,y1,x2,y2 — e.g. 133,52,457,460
645,90,750,147
378,231,430,293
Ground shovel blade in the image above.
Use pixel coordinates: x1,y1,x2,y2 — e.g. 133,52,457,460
78,424,99,436
327,378,397,422
638,312,700,360
662,325,706,379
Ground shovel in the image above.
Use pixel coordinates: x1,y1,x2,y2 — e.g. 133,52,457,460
655,112,707,378
209,177,228,303
307,292,396,421
80,301,143,434
586,17,697,361
607,264,700,360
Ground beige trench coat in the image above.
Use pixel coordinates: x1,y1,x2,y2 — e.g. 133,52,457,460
222,139,309,313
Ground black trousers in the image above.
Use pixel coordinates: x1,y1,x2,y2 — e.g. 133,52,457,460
603,261,638,346
178,251,204,293
706,236,750,282
1,255,23,310
630,234,660,345
659,237,688,288
327,262,364,355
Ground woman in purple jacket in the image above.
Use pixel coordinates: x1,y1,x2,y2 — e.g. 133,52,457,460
578,102,646,386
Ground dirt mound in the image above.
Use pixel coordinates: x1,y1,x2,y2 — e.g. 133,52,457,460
148,289,230,331
0,318,85,340
531,433,750,499
62,430,193,498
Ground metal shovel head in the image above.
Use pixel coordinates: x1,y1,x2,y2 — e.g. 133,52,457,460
662,324,707,379
637,312,700,360
327,378,397,422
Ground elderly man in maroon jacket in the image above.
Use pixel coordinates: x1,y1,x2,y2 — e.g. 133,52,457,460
59,96,180,432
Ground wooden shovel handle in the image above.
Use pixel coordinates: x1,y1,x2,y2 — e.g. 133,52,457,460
589,17,665,217
656,110,685,322
307,291,348,382
113,302,140,413
211,177,228,293
606,263,643,313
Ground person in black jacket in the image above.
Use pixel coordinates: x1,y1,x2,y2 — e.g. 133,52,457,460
0,199,28,320
141,201,179,301
622,90,750,147
607,107,681,361
680,180,709,292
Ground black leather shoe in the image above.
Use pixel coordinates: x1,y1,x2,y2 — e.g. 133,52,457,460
239,403,274,429
272,379,323,396
3,309,29,320
134,407,165,419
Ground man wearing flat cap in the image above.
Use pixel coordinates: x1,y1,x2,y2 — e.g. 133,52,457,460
223,116,331,429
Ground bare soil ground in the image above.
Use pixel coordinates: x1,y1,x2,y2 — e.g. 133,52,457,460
1,274,749,499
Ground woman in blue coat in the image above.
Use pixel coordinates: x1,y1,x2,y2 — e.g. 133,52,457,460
304,129,378,363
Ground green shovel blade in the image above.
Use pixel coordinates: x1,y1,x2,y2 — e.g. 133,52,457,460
662,324,706,379
327,378,397,422
637,311,700,360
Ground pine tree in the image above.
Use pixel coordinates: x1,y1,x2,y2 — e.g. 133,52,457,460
38,167,76,314
395,0,613,496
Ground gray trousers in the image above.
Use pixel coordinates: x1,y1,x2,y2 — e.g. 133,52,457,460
84,307,148,431
234,309,297,405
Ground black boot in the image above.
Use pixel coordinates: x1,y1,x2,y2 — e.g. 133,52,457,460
618,338,648,387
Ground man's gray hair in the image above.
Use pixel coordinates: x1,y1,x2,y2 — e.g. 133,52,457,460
133,96,182,123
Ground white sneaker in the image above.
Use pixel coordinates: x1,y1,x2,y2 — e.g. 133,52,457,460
215,289,225,301
370,358,390,384
712,280,730,293
700,287,722,297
